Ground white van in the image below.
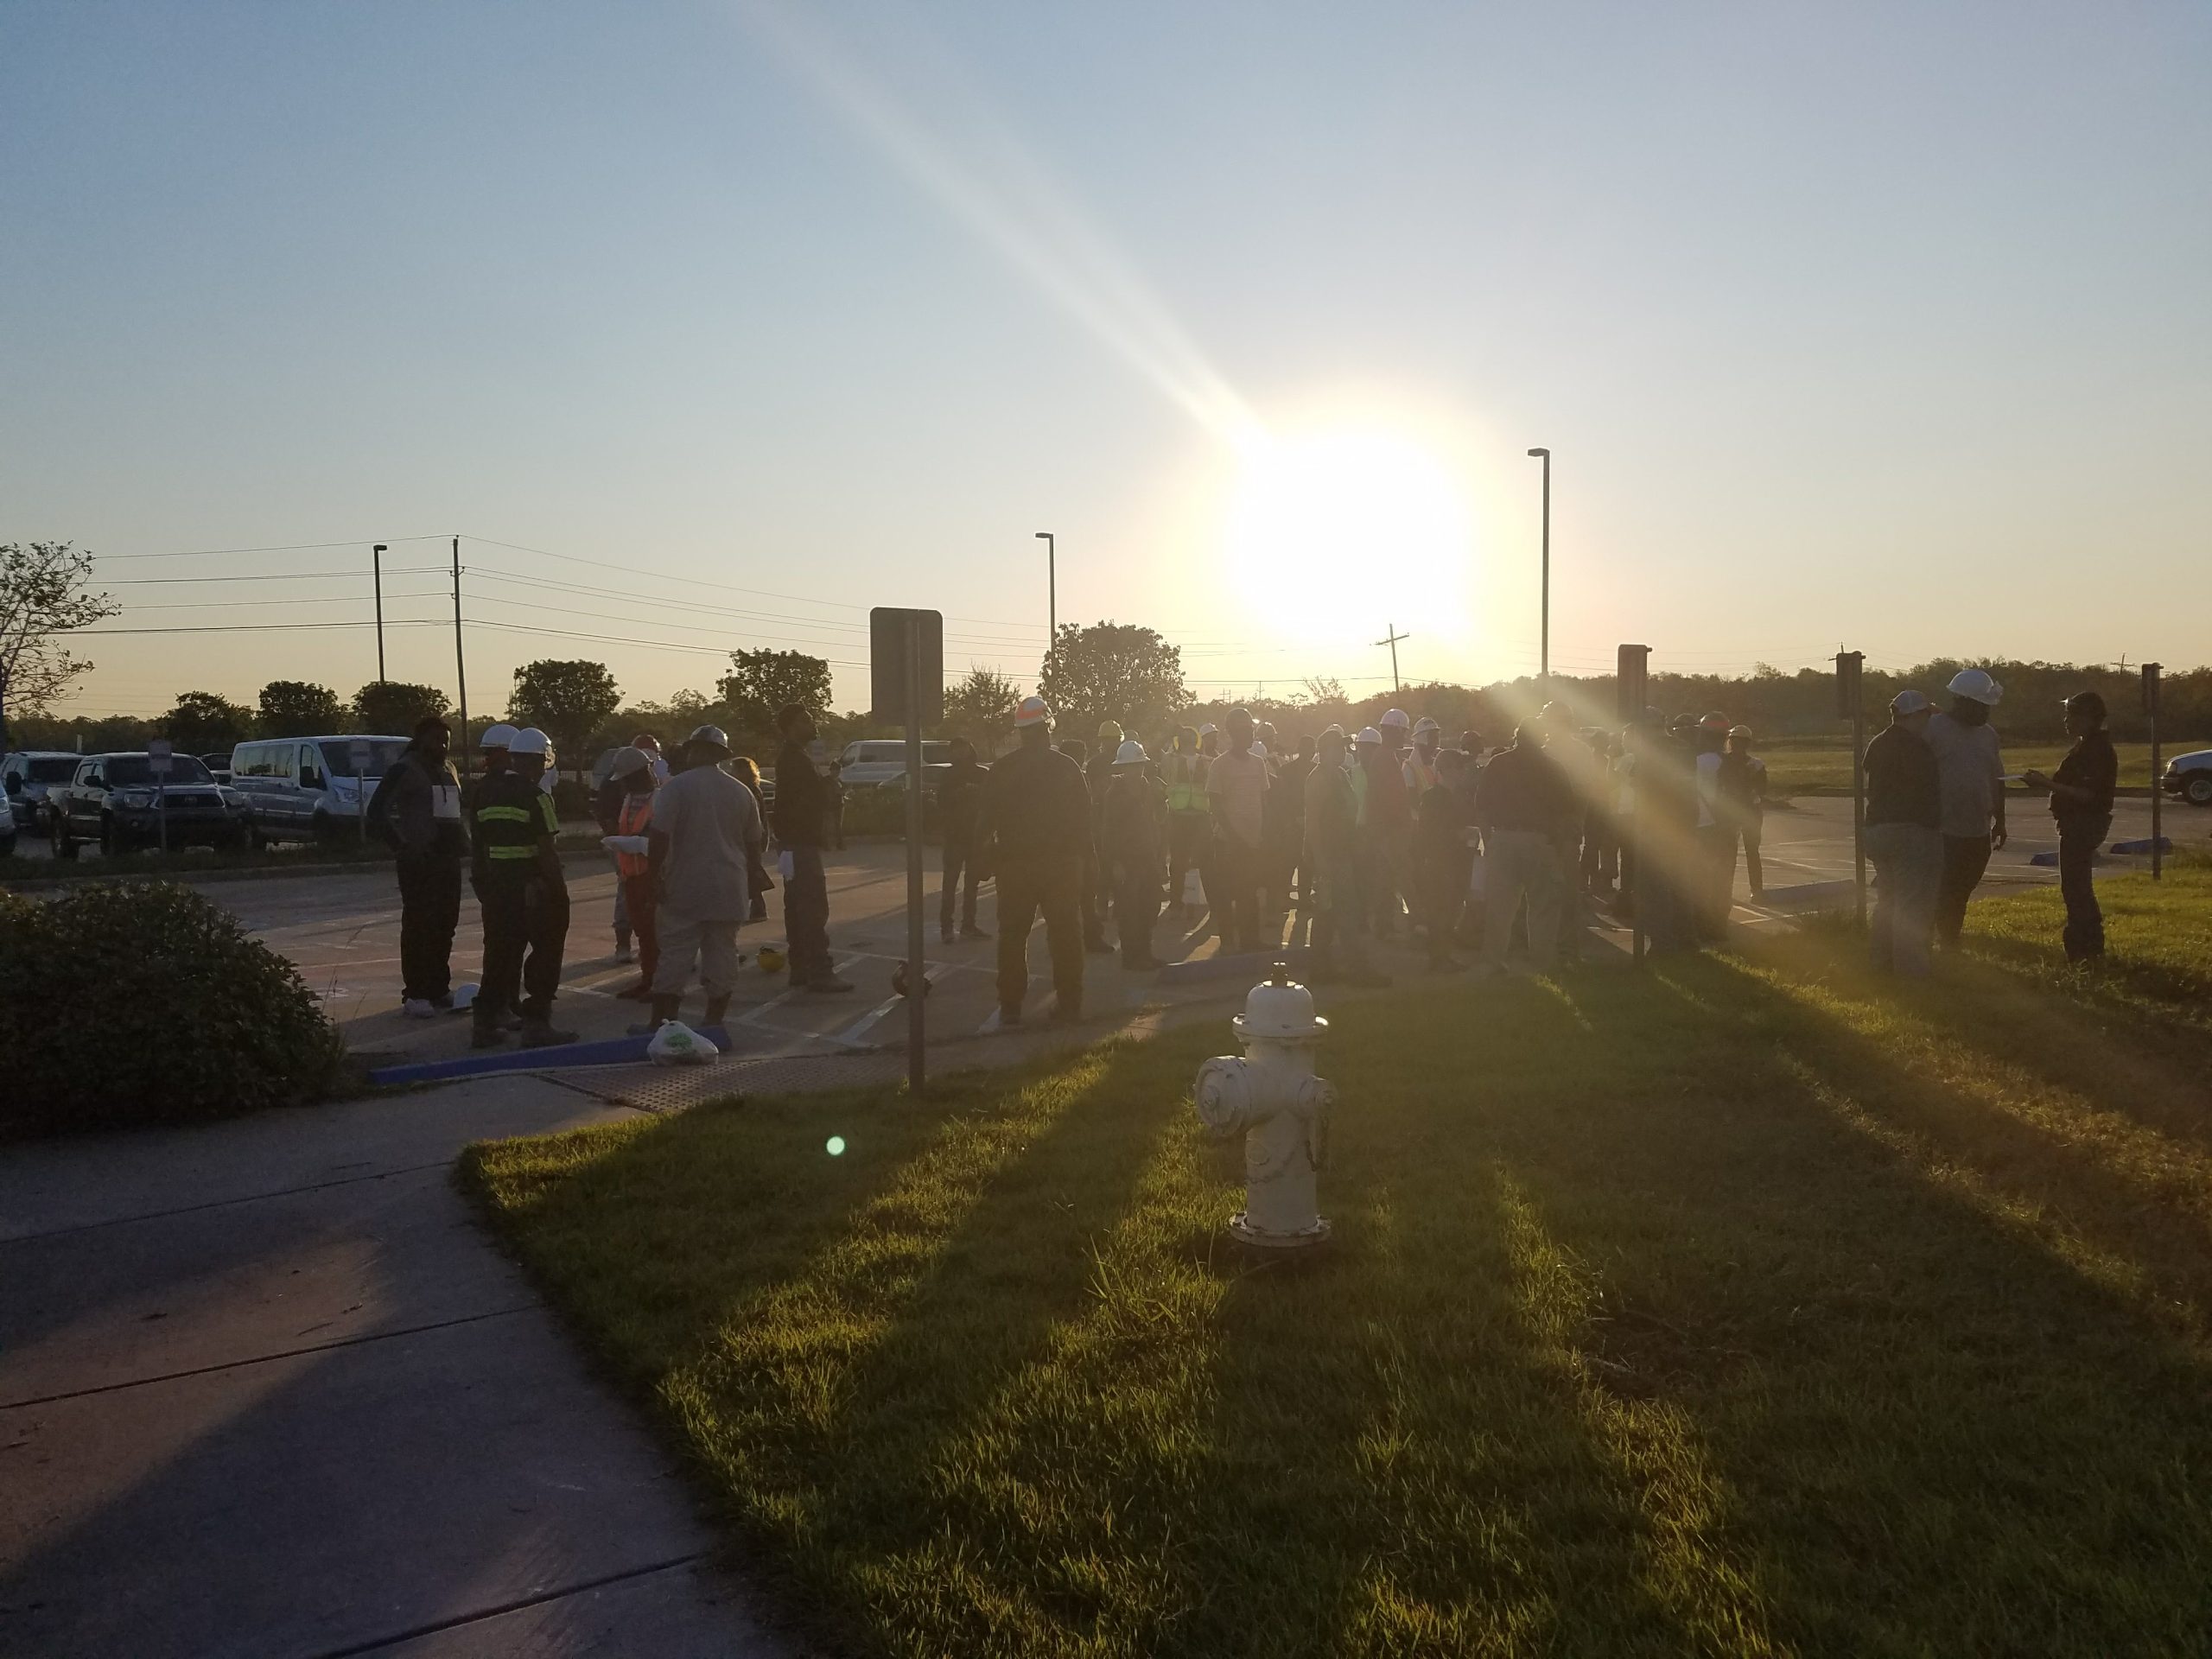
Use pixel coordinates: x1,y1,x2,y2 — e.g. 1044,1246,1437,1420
230,734,409,844
839,740,953,791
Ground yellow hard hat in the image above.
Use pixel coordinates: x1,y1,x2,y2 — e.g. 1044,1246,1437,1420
759,945,786,974
1097,719,1123,742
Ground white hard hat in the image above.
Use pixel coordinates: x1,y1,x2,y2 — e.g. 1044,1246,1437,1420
687,724,732,753
1891,689,1932,716
1197,721,1217,737
1413,716,1440,735
480,723,518,750
1114,739,1148,766
1381,708,1411,730
1947,668,2004,707
1014,695,1053,729
1249,741,1268,759
1357,726,1383,745
609,746,652,779
508,728,551,757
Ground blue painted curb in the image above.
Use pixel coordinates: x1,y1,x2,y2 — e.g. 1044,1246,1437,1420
369,1026,737,1087
2110,836,2174,855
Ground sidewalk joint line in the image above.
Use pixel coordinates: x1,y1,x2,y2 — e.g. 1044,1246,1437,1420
0,1160,456,1248
0,1305,539,1412
302,1553,709,1659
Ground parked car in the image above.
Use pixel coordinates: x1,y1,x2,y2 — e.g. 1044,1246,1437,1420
0,793,16,857
199,751,235,785
2,751,85,836
2163,747,2212,808
228,734,407,845
839,740,954,791
48,753,247,857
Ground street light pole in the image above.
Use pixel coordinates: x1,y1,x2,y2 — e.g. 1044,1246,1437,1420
372,543,388,683
1034,531,1055,645
1526,448,1550,684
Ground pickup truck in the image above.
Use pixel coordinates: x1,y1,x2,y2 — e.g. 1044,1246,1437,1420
48,752,249,858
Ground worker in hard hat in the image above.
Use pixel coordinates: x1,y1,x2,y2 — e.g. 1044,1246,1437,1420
1164,725,1211,919
469,725,575,1048
1359,719,1414,937
1057,735,1110,955
604,747,660,1000
2024,690,2118,963
1411,742,1474,971
637,724,762,1033
1477,717,1569,971
938,737,990,944
1268,732,1315,912
1098,738,1166,970
1205,707,1271,953
1303,727,1386,985
1723,725,1767,900
1404,716,1444,797
1688,712,1738,938
518,728,557,798
772,704,854,993
1924,669,2008,949
987,696,1092,1022
1865,689,1942,976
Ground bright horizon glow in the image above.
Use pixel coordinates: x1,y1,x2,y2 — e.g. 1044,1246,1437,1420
1226,426,1477,656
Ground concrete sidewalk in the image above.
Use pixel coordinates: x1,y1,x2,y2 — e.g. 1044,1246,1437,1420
0,1080,791,1659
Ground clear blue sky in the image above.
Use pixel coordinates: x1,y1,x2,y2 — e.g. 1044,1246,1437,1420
4,1,2207,720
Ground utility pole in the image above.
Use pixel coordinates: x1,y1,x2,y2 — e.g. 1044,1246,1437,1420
452,536,470,775
1374,624,1409,693
1527,447,1551,684
372,544,388,683
1034,532,1056,645
2145,663,2164,881
1837,651,1866,926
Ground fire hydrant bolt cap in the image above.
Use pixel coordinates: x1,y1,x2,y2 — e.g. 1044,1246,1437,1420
1233,975,1327,1044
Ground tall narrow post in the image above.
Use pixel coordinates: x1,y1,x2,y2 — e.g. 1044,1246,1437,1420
1373,624,1409,693
2145,663,2164,881
372,543,388,683
452,537,470,776
905,613,927,1093
1838,650,1866,926
1528,448,1551,685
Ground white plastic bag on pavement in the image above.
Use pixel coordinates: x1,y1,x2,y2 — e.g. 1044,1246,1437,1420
646,1020,720,1066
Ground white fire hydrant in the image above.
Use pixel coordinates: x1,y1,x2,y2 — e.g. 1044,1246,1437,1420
1194,969,1336,1249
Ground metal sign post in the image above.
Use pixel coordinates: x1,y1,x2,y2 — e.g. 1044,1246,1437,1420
1836,652,1866,926
351,737,373,845
148,736,173,855
2145,663,2164,881
871,607,945,1096
1618,645,1649,967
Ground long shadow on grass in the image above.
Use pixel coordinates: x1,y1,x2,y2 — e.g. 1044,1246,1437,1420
1505,951,2212,1656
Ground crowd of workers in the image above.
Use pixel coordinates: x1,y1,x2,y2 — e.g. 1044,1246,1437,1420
361,664,2120,1046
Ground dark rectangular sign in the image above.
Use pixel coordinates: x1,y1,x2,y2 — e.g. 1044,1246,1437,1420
870,607,944,725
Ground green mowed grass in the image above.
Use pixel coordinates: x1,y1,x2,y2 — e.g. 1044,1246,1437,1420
466,862,2212,1657
1754,737,2202,795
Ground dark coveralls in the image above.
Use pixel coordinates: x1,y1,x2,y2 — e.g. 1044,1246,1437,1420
370,747,467,1004
987,741,1091,1019
472,773,569,1028
1100,766,1166,969
2053,730,2117,962
938,758,988,937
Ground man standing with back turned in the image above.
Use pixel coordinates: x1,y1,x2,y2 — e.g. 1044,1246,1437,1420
639,724,760,1031
1923,669,2007,950
988,696,1091,1024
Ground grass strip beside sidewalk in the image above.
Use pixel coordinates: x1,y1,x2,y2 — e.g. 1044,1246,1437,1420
465,866,2212,1657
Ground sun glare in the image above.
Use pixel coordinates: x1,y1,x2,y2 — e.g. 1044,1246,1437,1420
1226,425,1475,643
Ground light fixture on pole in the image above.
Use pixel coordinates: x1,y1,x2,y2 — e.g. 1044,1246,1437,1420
1034,531,1055,643
372,544,388,684
1526,448,1550,683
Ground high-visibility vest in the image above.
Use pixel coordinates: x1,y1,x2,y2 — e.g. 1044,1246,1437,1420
1349,762,1369,828
1404,753,1440,797
616,792,653,879
1166,753,1211,815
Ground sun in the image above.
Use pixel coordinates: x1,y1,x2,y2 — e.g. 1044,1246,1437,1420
1224,424,1475,644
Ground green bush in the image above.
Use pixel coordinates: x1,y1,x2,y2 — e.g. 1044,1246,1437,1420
0,881,346,1136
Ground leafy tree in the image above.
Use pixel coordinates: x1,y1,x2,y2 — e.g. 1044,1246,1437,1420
718,649,832,735
943,665,1021,743
1037,622,1187,739
353,681,450,736
257,680,345,737
0,541,118,751
157,690,254,754
509,658,621,778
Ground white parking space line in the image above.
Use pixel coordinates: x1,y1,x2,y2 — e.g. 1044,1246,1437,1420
737,955,862,1028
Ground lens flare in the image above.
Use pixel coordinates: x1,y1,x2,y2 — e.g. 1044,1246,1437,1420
825,1135,847,1157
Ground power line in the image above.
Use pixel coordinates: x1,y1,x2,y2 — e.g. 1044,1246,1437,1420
91,536,449,562
109,567,445,585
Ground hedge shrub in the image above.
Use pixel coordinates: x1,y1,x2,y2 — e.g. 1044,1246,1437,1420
0,881,346,1136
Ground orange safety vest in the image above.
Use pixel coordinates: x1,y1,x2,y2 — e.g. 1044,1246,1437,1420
616,793,654,879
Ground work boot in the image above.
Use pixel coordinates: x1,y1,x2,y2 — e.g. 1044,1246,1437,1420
961,924,990,940
518,1016,578,1047
998,1004,1024,1027
702,994,731,1027
806,974,855,994
628,994,682,1036
470,1013,505,1050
